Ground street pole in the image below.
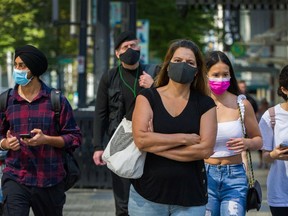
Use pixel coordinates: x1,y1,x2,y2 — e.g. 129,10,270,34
94,0,110,97
128,0,137,33
77,0,88,108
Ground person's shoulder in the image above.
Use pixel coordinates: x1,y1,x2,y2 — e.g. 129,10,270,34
138,87,155,97
242,97,254,107
40,81,53,96
259,108,272,125
103,67,118,78
99,67,119,85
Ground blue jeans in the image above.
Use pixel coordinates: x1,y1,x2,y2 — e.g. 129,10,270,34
205,163,248,216
128,185,206,216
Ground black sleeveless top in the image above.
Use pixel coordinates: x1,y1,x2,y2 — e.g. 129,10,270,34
131,87,215,206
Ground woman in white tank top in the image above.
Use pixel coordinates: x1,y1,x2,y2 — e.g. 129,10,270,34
204,51,262,216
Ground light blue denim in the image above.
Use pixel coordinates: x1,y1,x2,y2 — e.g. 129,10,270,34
128,185,206,216
205,163,248,216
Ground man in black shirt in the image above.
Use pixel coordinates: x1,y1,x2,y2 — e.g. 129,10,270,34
93,31,155,216
238,80,258,113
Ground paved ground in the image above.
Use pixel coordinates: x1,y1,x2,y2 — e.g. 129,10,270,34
63,189,115,216
31,151,273,215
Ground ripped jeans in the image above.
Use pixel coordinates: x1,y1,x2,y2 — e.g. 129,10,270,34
205,163,248,216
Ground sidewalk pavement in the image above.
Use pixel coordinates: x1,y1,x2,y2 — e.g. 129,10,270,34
64,189,115,216
61,151,271,216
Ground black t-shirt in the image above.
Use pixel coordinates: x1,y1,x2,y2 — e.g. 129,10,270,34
119,65,143,120
246,93,258,113
131,87,216,206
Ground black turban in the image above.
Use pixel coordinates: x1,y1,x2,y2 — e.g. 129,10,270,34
114,31,137,50
14,45,48,77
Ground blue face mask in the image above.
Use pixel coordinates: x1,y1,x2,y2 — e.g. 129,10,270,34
13,69,33,86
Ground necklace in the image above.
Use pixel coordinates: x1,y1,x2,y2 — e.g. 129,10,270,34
119,66,139,98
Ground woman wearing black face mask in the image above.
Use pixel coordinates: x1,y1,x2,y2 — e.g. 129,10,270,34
129,39,217,216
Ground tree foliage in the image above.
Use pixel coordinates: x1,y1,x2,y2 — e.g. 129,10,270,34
0,0,77,68
137,0,215,61
0,0,216,74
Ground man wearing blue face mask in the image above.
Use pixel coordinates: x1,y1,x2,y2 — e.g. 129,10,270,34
0,45,82,216
92,31,159,216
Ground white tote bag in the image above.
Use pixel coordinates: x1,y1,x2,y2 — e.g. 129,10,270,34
102,118,146,179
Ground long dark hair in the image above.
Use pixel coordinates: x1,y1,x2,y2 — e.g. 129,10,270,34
205,51,240,96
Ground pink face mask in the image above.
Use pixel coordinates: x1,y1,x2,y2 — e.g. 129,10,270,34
208,77,231,95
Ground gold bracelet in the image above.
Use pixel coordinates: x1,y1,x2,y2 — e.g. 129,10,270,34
0,138,6,151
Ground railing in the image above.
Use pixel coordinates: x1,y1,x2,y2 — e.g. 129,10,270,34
73,110,112,189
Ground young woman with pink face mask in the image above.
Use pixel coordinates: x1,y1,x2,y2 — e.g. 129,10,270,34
204,51,262,215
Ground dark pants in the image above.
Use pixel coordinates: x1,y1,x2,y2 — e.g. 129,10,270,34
111,171,131,216
270,206,288,216
2,174,66,216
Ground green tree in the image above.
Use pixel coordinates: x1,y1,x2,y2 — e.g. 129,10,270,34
137,0,215,61
0,0,77,69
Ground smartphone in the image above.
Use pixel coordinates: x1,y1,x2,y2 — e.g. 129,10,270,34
19,133,32,139
280,143,288,155
280,143,288,148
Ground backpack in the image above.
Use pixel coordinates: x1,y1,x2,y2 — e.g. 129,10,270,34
0,88,80,191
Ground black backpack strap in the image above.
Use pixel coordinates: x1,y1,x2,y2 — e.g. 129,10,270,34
0,88,12,122
51,89,61,133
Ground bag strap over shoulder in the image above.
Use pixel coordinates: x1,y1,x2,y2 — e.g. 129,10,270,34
0,88,12,122
268,106,276,130
237,94,255,187
50,89,61,133
237,94,246,135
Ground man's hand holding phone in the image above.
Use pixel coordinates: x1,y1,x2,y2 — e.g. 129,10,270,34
279,143,288,155
270,143,288,160
19,133,32,139
20,129,47,147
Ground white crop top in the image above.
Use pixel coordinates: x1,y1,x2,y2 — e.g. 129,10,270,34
211,94,246,158
210,119,243,158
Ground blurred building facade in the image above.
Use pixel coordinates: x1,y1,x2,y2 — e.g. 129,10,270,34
177,0,288,105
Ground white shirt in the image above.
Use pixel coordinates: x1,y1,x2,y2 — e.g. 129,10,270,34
210,119,243,158
259,104,288,207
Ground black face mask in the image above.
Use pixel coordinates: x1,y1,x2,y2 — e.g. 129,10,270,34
168,62,197,84
119,48,140,65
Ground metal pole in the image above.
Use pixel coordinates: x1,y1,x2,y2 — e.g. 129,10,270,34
77,0,88,108
129,0,136,33
94,0,110,96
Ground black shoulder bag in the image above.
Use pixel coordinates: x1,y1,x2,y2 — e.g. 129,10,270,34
51,89,81,191
238,100,262,212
